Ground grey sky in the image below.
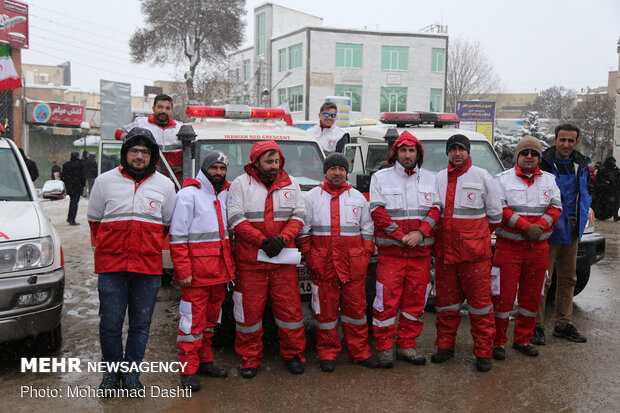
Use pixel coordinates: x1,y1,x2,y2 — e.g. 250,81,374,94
22,0,619,96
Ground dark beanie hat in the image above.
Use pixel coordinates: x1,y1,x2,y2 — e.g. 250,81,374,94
200,150,229,175
446,134,470,155
323,153,349,174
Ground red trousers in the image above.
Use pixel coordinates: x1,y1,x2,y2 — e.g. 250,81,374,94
234,267,306,369
492,240,548,346
177,284,226,374
434,258,495,358
372,255,431,351
312,274,371,362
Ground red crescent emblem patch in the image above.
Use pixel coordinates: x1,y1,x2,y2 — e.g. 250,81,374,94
284,191,291,200
424,193,431,201
467,192,475,201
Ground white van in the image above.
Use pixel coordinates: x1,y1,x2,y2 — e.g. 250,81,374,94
0,137,64,352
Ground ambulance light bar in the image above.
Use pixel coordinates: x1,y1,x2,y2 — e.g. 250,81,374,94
380,111,460,127
186,105,289,123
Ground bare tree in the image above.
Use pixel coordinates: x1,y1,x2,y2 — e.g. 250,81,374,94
446,38,502,112
530,86,577,120
129,0,245,102
570,95,615,161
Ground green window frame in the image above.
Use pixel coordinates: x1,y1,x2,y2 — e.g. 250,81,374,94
242,59,250,81
335,84,362,112
432,48,445,72
288,44,303,70
277,88,286,105
256,13,265,56
288,85,303,112
381,46,408,71
335,43,362,68
380,87,407,112
430,88,442,112
278,48,286,72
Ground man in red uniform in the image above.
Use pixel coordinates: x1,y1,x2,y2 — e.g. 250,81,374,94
115,94,183,181
298,153,378,372
227,140,306,378
431,134,503,372
492,136,562,360
369,131,440,368
170,150,236,391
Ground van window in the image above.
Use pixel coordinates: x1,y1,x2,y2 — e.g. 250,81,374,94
196,140,324,190
0,148,31,201
100,142,122,174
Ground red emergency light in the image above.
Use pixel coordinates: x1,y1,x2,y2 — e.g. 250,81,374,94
380,111,460,128
186,106,226,118
185,105,292,126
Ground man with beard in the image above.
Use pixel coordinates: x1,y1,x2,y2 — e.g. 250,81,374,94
170,150,235,392
88,128,176,395
431,134,502,372
227,140,306,379
369,131,440,368
298,153,378,372
115,94,183,181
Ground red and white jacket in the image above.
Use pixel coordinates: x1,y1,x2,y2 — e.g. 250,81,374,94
369,162,440,257
298,179,375,282
115,115,182,153
433,157,503,264
169,172,235,287
494,165,562,244
87,167,176,275
308,124,347,154
227,141,306,271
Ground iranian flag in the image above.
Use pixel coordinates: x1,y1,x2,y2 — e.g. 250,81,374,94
0,44,22,91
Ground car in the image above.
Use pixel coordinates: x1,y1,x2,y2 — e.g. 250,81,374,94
0,137,65,353
343,111,605,307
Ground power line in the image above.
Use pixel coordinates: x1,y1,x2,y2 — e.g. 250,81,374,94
30,33,133,64
29,12,129,45
24,49,173,85
28,1,134,38
30,24,132,58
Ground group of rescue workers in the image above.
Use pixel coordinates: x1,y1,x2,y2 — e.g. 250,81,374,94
87,96,591,395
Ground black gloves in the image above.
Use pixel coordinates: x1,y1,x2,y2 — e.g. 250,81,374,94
261,236,287,258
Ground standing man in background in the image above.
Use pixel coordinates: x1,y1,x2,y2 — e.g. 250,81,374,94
532,124,591,345
307,102,350,155
115,94,183,181
61,151,85,225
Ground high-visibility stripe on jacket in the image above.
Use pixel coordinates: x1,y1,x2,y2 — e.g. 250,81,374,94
369,162,440,257
87,166,176,275
169,172,235,287
115,114,182,153
298,180,374,282
433,157,502,264
227,142,305,270
494,165,562,244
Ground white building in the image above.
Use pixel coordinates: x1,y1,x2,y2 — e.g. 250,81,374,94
229,3,448,123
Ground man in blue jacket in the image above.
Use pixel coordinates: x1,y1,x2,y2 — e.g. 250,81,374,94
533,124,590,345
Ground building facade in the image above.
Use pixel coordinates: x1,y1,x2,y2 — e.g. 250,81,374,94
229,3,448,123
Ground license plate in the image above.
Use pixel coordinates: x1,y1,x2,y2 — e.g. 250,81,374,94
297,266,312,295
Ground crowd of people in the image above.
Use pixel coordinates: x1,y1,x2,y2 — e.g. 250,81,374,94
82,95,599,396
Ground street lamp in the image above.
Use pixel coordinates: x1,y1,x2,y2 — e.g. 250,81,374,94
262,71,292,107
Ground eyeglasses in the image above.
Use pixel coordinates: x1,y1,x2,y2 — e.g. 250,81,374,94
322,112,337,118
128,148,151,156
519,150,540,157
